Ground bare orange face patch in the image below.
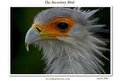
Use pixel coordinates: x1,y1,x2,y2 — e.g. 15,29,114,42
32,17,75,36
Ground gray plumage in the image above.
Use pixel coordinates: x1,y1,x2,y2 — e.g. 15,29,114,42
25,7,109,74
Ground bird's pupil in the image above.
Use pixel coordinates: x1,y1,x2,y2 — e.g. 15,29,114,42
57,22,68,30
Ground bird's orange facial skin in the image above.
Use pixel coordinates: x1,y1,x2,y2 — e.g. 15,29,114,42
32,17,75,37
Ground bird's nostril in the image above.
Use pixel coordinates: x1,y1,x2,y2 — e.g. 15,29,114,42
36,27,41,32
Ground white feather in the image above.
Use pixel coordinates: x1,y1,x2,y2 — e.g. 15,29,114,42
34,34,108,74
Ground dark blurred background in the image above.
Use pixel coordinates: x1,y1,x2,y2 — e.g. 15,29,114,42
11,7,110,74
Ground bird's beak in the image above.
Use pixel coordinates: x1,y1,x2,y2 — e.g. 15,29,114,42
25,27,40,51
25,25,57,51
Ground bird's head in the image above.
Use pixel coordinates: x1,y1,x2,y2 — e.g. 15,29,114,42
25,7,100,51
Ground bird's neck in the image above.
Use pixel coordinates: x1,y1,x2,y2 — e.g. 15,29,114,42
38,39,105,74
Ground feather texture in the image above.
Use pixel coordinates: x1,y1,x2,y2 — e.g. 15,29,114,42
34,35,108,74
32,7,109,74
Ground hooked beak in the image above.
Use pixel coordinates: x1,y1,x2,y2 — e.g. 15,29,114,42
25,25,57,51
25,27,40,51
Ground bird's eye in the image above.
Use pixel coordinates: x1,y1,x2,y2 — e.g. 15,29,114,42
57,22,69,31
